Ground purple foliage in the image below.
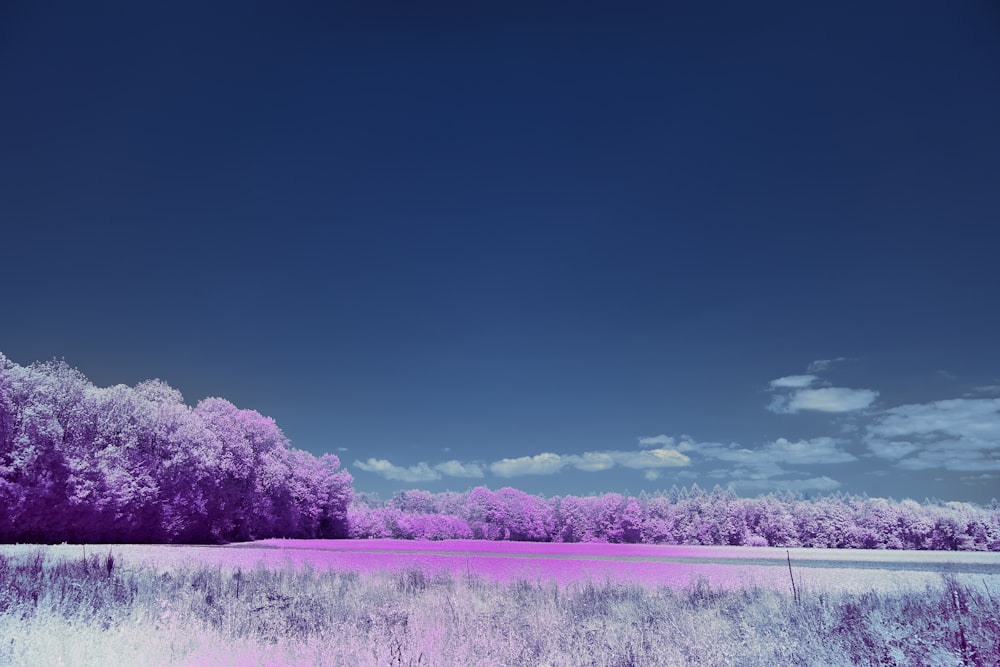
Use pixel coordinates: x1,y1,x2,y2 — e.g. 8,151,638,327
0,353,352,544
348,484,1000,551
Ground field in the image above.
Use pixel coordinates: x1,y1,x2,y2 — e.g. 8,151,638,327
1,541,999,666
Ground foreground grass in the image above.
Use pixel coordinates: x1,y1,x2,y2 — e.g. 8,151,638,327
0,548,997,666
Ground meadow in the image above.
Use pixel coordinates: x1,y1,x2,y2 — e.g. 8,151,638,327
2,543,998,666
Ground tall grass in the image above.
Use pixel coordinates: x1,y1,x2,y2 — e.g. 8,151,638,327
1,547,997,666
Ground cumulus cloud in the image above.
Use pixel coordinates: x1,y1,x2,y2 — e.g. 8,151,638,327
769,387,878,413
356,441,694,482
638,434,675,447
639,435,697,452
489,445,691,478
791,387,878,412
866,439,921,461
769,375,817,389
353,458,442,482
433,460,485,478
569,451,617,472
608,448,690,469
490,452,567,477
866,398,1000,472
767,359,876,414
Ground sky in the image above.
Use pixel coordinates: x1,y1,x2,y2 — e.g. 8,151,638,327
2,1,999,504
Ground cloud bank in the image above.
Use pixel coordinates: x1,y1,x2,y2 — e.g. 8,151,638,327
353,458,442,483
355,443,692,482
353,458,487,481
434,460,486,478
489,447,691,478
693,436,855,487
866,398,1000,472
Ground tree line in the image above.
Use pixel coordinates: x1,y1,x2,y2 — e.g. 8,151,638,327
349,486,1000,550
0,354,352,543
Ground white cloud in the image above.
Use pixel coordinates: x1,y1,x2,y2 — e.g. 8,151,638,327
692,436,855,486
770,387,878,413
769,375,817,389
355,440,694,483
696,436,854,467
895,446,1000,472
807,358,848,373
866,439,920,460
644,470,661,481
639,434,698,451
870,398,1000,440
488,445,691,478
353,458,442,482
609,448,690,469
638,434,675,448
568,451,617,472
866,398,1000,472
767,359,876,414
433,460,485,478
490,452,567,477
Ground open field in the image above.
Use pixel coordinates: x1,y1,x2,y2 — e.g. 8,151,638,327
1,542,999,666
4,539,999,595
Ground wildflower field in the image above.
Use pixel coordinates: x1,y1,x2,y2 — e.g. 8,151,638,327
2,542,999,666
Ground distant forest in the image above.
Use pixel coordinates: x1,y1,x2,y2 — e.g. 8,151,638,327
2,354,997,549
350,487,1000,550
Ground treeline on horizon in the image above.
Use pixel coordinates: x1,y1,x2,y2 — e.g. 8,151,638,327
349,486,1000,551
2,353,998,550
0,354,352,544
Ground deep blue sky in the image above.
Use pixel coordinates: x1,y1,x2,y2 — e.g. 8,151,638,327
2,1,999,503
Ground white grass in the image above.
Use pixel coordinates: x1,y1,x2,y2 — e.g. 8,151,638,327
5,541,997,595
1,546,997,666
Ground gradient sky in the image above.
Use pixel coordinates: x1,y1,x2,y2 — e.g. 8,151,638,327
2,2,999,503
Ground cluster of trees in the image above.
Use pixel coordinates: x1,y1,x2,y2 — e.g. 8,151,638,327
349,486,1000,550
0,354,352,544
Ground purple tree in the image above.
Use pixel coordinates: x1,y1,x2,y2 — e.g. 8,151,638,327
0,352,355,544
551,495,600,542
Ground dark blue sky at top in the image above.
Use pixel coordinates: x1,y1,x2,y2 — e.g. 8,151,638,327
2,1,999,503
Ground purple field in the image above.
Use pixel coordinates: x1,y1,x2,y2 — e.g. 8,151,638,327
4,539,1000,666
8,539,998,596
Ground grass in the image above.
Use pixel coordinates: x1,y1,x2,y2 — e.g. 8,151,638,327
0,547,998,666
